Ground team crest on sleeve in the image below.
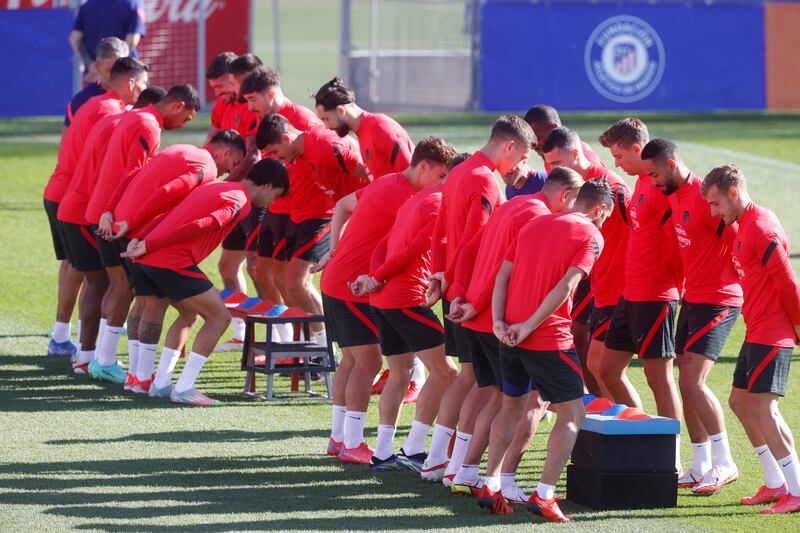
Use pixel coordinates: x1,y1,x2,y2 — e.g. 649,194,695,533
683,210,690,224
584,15,665,103
591,238,600,260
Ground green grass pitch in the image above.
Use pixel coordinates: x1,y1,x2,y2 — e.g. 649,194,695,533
1,110,800,532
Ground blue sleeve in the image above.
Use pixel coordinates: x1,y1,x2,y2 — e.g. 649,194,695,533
127,1,146,36
531,170,547,190
72,5,85,32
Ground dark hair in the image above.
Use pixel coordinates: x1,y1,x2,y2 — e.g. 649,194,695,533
228,53,263,76
541,126,580,153
109,57,148,82
410,136,458,167
240,66,281,96
545,166,584,190
702,164,746,196
206,51,237,79
163,84,202,112
599,118,649,148
576,178,615,211
96,37,129,61
449,152,471,171
640,138,681,164
255,114,289,150
490,114,536,148
133,86,167,109
209,129,246,155
247,158,290,195
524,104,561,127
315,77,356,110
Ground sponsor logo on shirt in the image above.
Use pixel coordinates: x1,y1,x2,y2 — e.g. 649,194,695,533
674,223,691,248
732,253,745,280
629,206,640,231
584,15,665,103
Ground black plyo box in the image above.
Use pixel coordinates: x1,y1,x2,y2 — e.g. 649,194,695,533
566,464,678,510
571,429,676,473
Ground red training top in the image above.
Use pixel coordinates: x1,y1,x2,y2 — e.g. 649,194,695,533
356,111,413,179
211,97,259,139
304,125,366,202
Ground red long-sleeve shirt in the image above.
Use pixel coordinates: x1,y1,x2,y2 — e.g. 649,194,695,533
356,111,413,180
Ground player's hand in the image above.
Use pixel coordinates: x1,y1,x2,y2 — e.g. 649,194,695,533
446,297,465,321
493,320,510,342
423,277,442,308
96,211,115,239
427,271,450,295
502,322,533,347
502,160,530,185
121,239,146,259
111,220,129,240
364,276,383,294
451,302,477,324
349,274,371,297
310,250,332,274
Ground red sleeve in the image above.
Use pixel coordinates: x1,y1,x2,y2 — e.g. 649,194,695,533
661,207,685,293
282,101,322,131
137,216,163,239
449,226,484,300
210,99,224,129
431,208,447,274
370,237,388,275
333,140,361,174
472,267,498,314
572,231,604,277
146,215,221,253
759,229,800,324
372,219,436,282
126,174,197,231
104,128,159,213
504,238,518,262
443,191,494,285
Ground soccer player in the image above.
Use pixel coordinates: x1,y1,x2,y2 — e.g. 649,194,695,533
492,179,614,523
641,139,742,493
43,57,149,363
316,138,455,464
446,167,583,504
424,115,534,486
122,158,289,405
111,130,246,393
702,165,800,513
86,84,200,382
595,119,684,472
542,127,631,399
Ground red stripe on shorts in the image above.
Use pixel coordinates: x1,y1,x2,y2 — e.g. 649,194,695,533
684,308,730,353
638,304,670,358
272,238,286,259
591,320,610,340
344,300,378,337
571,292,591,320
401,309,444,333
245,227,259,250
80,225,98,250
293,224,331,259
559,350,584,379
172,268,209,281
747,346,782,392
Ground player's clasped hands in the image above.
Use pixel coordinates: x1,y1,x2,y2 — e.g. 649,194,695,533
349,274,382,297
447,297,477,323
95,211,116,240
310,250,332,274
120,238,146,259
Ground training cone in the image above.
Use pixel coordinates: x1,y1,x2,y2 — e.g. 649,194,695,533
615,407,651,421
582,394,597,406
585,397,615,414
602,403,628,417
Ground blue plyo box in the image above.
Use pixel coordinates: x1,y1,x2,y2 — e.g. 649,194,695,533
582,414,680,436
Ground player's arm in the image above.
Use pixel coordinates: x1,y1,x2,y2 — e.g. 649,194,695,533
373,218,437,283
125,2,145,51
759,231,800,335
310,192,358,273
425,208,447,306
384,133,413,173
661,208,685,294
225,136,260,183
68,30,92,75
116,174,198,238
449,226,484,301
491,259,514,341
125,216,220,258
443,190,494,286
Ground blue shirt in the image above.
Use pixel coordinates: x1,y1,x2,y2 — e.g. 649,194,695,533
64,82,105,127
73,0,146,60
505,170,547,199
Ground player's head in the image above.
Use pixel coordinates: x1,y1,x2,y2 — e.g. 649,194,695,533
244,158,290,208
640,138,684,196
541,127,582,172
158,84,201,130
255,114,299,161
575,178,615,228
315,77,356,137
228,53,263,100
95,37,130,87
488,114,535,176
449,152,471,172
701,164,749,225
240,66,282,117
599,118,649,176
208,129,246,176
408,136,459,188
133,86,166,109
109,57,149,105
542,166,583,212
205,51,237,103
524,104,561,156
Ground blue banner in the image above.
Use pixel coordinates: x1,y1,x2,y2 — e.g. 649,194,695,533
0,8,73,117
480,1,765,111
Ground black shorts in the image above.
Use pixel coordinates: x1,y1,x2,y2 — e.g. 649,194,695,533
87,224,122,268
675,302,740,360
499,347,533,397
373,306,444,356
286,218,331,263
322,293,379,348
462,327,502,388
442,299,471,363
571,277,594,326
258,212,290,260
44,199,68,261
222,207,265,251
62,221,103,272
732,342,792,396
605,299,678,359
137,264,214,303
500,345,585,404
589,304,616,342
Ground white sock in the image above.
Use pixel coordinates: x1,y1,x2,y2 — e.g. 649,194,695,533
501,472,518,491
76,320,82,351
454,463,479,484
136,343,157,381
428,424,454,461
536,481,556,500
330,404,346,442
127,340,140,376
96,318,107,353
174,352,208,393
231,317,246,341
402,420,430,456
755,444,786,489
692,441,712,474
343,411,367,449
374,424,396,461
778,453,800,496
273,323,292,342
77,349,94,364
484,475,501,492
53,321,71,343
447,432,472,475
96,326,121,366
411,357,426,384
709,431,734,468
675,435,682,473
153,347,181,389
